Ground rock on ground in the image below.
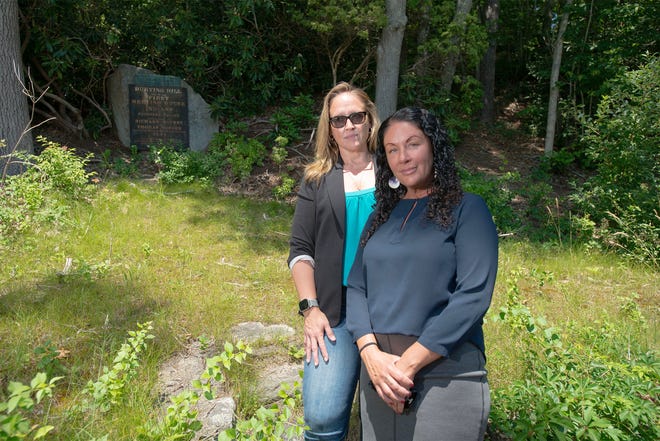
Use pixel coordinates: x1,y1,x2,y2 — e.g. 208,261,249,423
157,322,301,440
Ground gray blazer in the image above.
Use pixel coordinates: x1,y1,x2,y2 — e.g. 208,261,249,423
287,161,348,327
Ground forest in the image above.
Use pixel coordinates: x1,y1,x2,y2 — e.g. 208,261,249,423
0,1,658,440
3,0,658,263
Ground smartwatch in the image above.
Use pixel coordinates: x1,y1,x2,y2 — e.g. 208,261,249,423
298,298,319,316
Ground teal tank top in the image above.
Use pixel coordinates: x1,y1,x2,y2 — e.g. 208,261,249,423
343,188,376,285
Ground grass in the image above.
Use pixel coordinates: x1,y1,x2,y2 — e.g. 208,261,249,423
485,241,658,391
1,179,658,440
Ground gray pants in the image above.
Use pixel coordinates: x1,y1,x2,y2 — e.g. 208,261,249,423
360,337,490,441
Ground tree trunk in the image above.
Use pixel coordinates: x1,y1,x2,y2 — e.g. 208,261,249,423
479,0,499,125
375,0,407,120
440,0,473,94
544,0,573,156
0,0,33,177
413,0,432,79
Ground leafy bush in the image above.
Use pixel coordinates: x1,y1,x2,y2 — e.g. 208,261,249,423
0,137,96,240
269,94,317,142
150,144,225,185
218,379,305,441
571,56,660,266
460,168,520,234
101,146,143,178
83,322,154,412
538,149,576,175
138,341,252,441
273,175,296,200
34,340,68,379
271,137,289,166
0,372,62,440
489,271,659,441
208,132,267,181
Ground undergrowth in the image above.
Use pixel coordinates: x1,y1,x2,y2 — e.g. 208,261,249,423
1,135,657,440
488,270,659,440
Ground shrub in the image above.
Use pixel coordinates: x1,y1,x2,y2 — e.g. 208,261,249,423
571,56,660,266
83,322,154,412
460,168,520,234
489,271,660,440
273,175,296,200
208,132,267,181
269,94,317,142
0,372,62,440
0,137,96,240
150,144,222,185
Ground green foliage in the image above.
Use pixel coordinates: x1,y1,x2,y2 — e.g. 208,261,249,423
399,72,480,142
459,168,519,234
138,341,252,441
538,149,576,175
489,271,660,441
273,175,296,200
83,322,154,412
20,0,312,122
28,138,95,198
218,376,306,441
291,0,383,84
208,132,267,181
399,1,487,124
149,144,225,185
270,140,288,166
34,340,68,379
494,0,659,147
0,372,62,440
101,146,143,178
287,345,305,361
269,94,317,143
0,137,96,240
571,57,660,266
140,339,306,441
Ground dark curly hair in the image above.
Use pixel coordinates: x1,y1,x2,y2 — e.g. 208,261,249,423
361,107,463,245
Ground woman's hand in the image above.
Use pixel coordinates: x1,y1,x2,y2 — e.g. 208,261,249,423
360,345,414,414
303,307,335,366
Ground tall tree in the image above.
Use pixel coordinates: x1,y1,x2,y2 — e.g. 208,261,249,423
294,0,383,87
544,0,573,156
0,0,32,177
478,0,499,124
440,0,473,93
376,0,407,119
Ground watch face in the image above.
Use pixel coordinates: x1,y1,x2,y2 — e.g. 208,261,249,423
299,299,318,312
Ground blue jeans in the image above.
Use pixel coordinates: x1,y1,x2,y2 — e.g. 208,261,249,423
303,320,360,441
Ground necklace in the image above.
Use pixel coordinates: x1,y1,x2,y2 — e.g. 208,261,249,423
400,200,418,231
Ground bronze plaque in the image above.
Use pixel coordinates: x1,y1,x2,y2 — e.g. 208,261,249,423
129,85,189,150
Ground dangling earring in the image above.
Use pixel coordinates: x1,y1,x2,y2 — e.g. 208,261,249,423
388,176,400,189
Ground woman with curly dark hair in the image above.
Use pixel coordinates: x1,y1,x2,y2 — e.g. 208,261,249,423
346,107,498,440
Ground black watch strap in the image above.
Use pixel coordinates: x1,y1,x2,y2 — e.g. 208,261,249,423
298,298,319,316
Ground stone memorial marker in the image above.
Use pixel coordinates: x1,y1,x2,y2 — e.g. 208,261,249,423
108,64,218,152
129,85,189,150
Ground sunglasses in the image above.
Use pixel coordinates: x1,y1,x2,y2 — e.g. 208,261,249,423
329,111,368,128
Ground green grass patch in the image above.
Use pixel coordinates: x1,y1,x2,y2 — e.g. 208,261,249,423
1,178,657,440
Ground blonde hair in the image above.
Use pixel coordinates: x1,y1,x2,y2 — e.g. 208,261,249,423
304,82,380,182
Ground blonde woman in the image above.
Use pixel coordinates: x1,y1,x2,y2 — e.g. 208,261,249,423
288,82,380,440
